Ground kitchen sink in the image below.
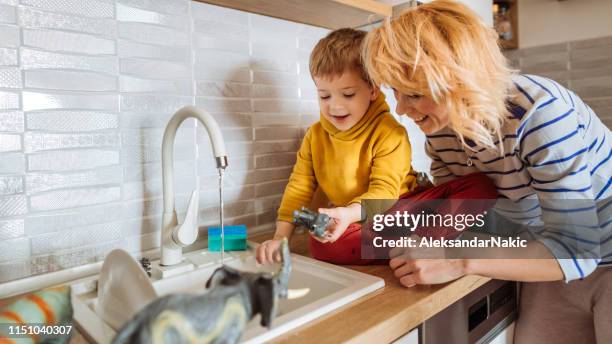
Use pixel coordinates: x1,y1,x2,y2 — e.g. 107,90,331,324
72,246,384,343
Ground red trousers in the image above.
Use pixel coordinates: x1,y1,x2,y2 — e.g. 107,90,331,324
309,172,498,265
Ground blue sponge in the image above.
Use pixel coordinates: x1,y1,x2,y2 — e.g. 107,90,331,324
208,225,247,251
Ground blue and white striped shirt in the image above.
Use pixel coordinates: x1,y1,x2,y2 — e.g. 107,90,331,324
425,74,611,282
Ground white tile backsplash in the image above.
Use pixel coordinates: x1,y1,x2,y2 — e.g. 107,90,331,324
18,7,117,38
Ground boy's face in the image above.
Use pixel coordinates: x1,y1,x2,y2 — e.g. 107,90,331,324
314,69,379,131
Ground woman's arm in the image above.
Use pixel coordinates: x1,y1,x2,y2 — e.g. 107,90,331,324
463,240,564,282
389,240,564,287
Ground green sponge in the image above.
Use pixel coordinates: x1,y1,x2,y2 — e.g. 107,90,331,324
208,225,247,251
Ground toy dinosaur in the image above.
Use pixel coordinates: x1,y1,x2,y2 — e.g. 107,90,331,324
292,207,331,238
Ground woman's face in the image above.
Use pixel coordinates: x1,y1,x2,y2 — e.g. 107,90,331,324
393,89,450,134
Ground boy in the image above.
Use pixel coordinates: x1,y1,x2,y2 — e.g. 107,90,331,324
256,28,418,264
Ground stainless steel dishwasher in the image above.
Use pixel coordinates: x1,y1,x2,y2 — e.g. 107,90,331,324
420,280,518,344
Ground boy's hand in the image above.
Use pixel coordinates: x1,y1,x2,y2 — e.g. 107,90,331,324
316,203,362,243
256,238,283,264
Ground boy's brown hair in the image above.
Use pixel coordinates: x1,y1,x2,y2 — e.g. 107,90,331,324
309,28,371,83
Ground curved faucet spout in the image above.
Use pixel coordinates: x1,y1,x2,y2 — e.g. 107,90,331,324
161,106,228,266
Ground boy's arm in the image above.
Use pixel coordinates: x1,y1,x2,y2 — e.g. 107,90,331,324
276,129,318,226
350,125,413,204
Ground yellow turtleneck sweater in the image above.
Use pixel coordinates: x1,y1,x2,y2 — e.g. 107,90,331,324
277,93,418,223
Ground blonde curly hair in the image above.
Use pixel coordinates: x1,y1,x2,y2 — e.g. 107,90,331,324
362,0,516,150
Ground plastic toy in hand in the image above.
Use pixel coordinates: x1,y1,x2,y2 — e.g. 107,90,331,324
292,207,331,238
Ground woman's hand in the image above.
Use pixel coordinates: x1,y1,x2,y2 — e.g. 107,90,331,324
388,243,468,287
316,203,362,243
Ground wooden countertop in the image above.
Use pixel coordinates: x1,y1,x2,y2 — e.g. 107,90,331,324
250,230,491,343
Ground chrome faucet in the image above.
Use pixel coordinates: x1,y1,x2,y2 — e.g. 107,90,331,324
160,106,228,267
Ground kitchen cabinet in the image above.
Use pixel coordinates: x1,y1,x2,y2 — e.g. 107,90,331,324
193,0,392,29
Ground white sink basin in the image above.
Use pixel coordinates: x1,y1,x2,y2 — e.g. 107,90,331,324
72,247,384,343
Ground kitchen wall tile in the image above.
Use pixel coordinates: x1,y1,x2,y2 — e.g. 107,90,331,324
29,186,121,211
519,43,567,57
118,22,189,46
25,166,122,194
570,44,612,63
120,232,159,253
0,47,18,65
0,153,25,174
25,203,123,235
28,149,120,171
199,200,254,222
0,175,23,195
255,127,301,141
196,97,252,113
18,7,116,38
121,214,160,237
0,218,24,240
192,20,248,40
196,81,251,98
121,94,193,113
0,260,30,283
198,184,255,207
253,70,298,86
209,113,252,128
31,221,121,255
122,176,193,201
0,67,21,88
121,143,195,165
256,209,276,226
20,0,114,18
117,39,190,61
194,66,250,83
21,48,118,74
0,194,27,216
0,237,29,263
120,58,191,79
254,140,299,154
251,85,299,99
255,180,289,198
121,126,193,147
254,195,282,213
0,4,16,24
192,36,249,54
0,133,21,152
27,111,118,132
191,1,247,24
25,70,117,92
22,91,118,111
0,24,20,47
116,2,187,30
118,0,188,16
0,90,19,109
255,153,297,169
24,132,119,152
23,29,116,55
568,36,612,50
120,75,192,94
253,99,300,113
252,114,300,127
123,159,196,183
572,76,612,99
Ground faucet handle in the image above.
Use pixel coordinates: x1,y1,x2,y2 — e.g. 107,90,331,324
173,189,199,246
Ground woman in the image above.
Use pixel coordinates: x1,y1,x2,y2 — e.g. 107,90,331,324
362,1,611,343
